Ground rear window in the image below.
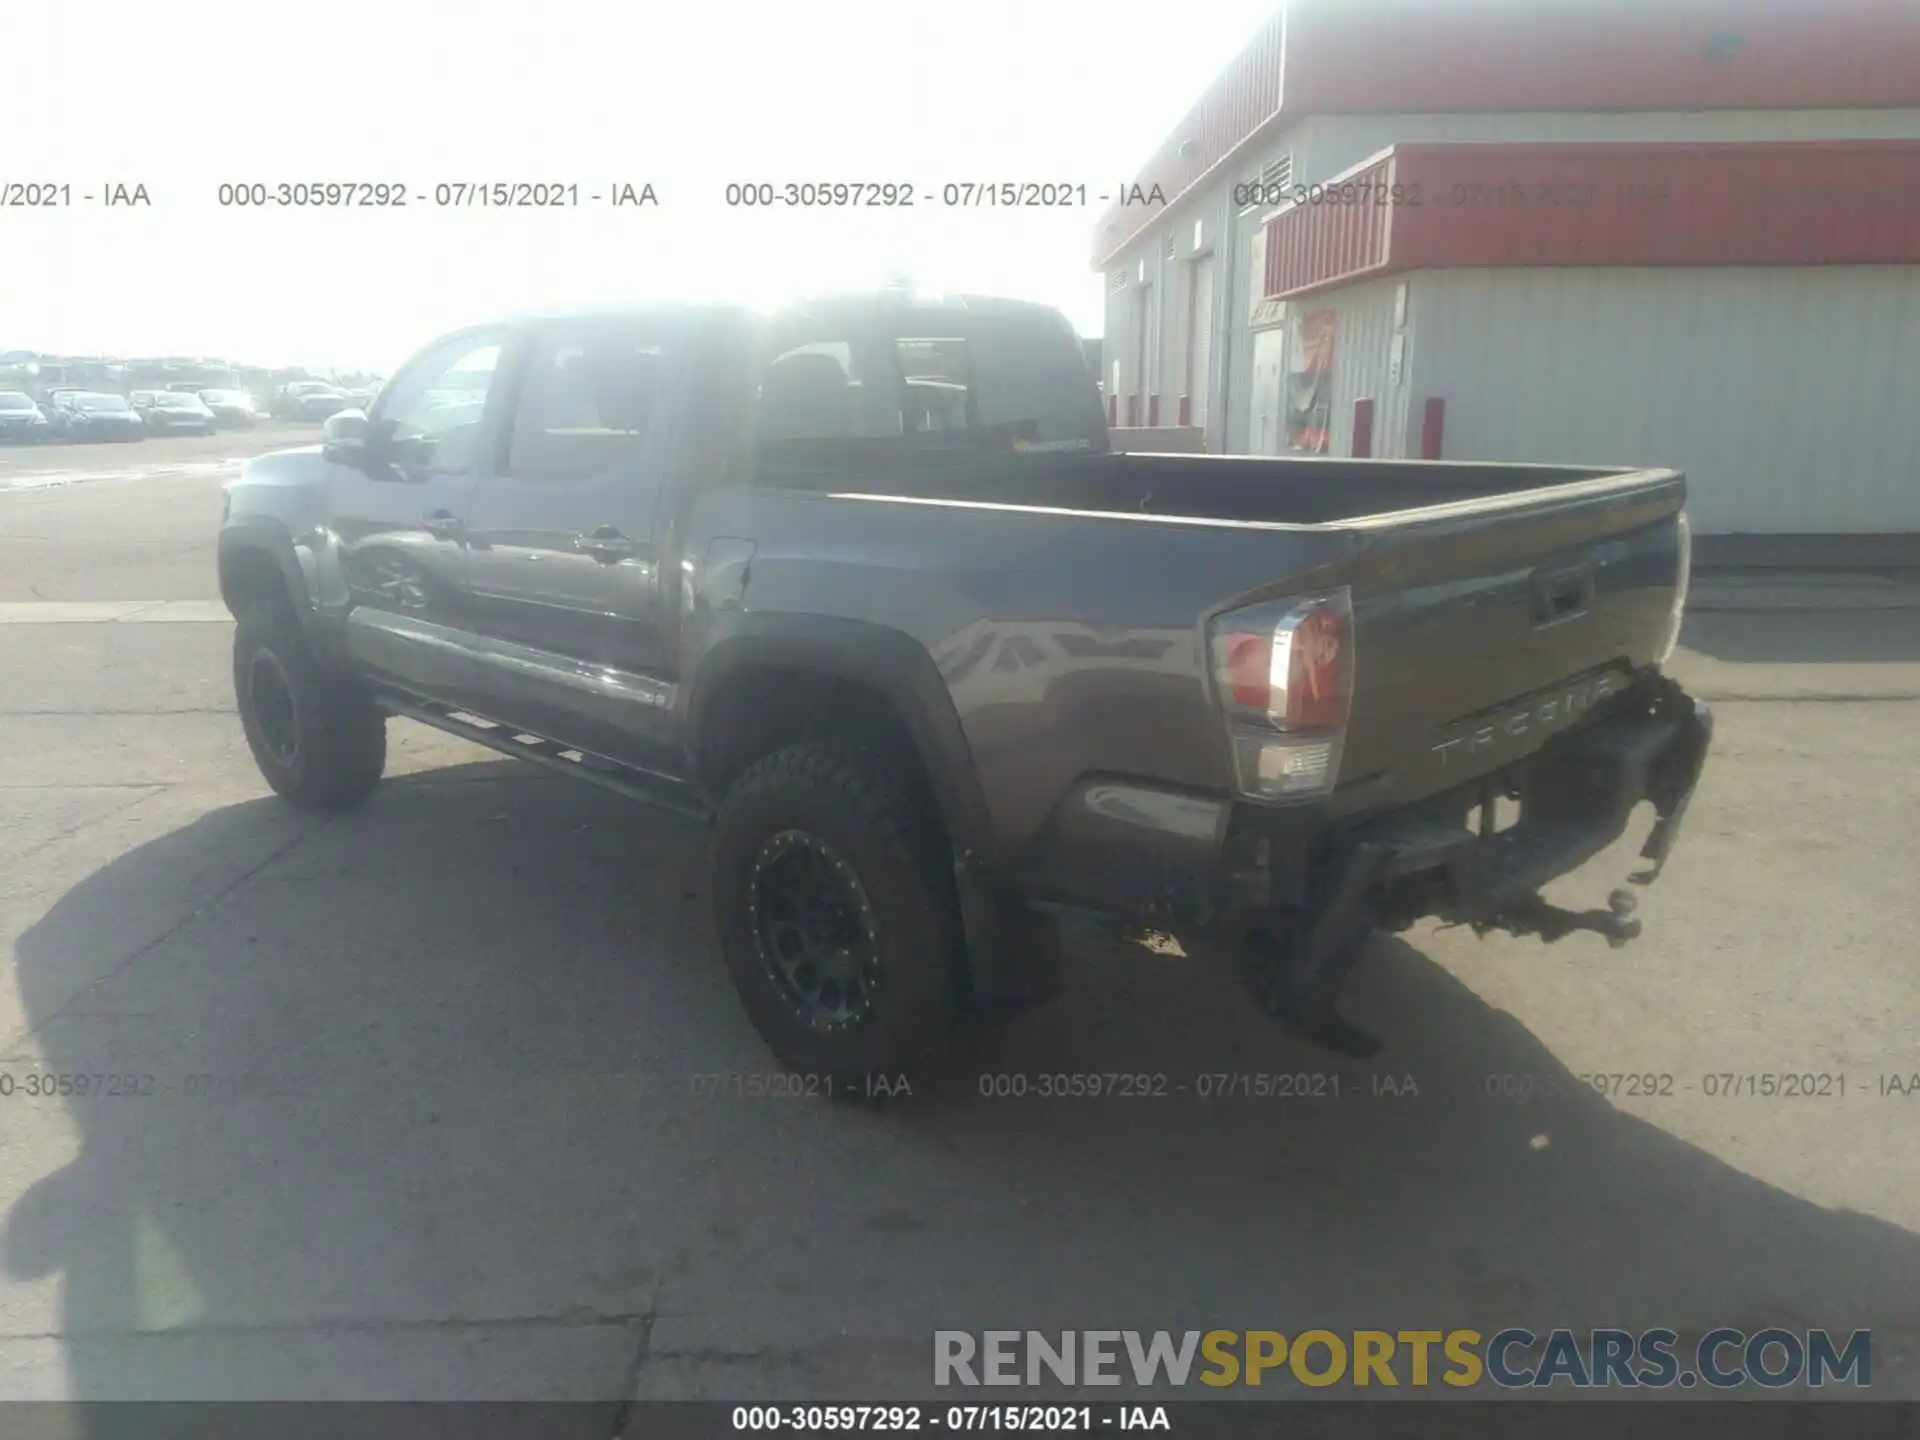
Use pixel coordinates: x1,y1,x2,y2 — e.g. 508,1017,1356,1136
0,392,34,411
750,306,1107,471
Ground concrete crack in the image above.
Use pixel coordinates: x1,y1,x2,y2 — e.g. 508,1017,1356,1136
605,1297,661,1438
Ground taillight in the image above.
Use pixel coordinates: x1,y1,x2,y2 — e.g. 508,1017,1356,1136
1656,510,1691,665
1208,588,1355,801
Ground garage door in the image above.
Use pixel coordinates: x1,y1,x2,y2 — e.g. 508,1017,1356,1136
1188,253,1216,429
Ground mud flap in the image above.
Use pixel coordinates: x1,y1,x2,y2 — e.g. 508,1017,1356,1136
955,865,1063,1019
1240,839,1390,1059
1631,692,1714,885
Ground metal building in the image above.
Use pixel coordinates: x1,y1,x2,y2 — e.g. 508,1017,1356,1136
1096,0,1920,547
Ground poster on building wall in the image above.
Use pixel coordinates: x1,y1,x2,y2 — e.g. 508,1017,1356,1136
1286,309,1336,453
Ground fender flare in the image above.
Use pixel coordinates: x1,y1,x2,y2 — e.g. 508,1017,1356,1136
217,518,322,642
685,612,998,869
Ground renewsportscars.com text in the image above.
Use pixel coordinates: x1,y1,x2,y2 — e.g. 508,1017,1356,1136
933,1328,1872,1390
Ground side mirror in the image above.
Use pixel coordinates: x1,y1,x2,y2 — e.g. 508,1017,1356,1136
321,408,371,460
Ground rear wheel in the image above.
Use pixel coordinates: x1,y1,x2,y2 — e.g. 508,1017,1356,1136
233,605,386,811
710,741,962,1085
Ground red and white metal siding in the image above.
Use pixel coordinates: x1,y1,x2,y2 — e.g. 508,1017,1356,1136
1094,0,1920,271
1405,266,1920,534
1262,141,1920,300
1279,106,1920,206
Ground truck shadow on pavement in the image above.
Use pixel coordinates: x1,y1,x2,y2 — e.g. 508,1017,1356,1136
7,762,1920,1404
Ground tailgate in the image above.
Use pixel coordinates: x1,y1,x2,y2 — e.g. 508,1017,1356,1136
1334,469,1688,813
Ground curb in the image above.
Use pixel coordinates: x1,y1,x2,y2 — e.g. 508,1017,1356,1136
1688,600,1920,614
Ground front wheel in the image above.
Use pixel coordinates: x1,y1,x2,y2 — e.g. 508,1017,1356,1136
233,605,387,811
710,741,963,1085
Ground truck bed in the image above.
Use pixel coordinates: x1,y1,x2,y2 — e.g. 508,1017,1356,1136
781,449,1662,528
751,446,1689,826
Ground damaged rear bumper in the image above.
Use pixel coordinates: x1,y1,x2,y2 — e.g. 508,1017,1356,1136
1248,674,1713,1052
1012,672,1712,1052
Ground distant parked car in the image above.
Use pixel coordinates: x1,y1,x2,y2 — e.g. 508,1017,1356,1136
142,390,218,435
272,381,349,422
55,392,144,442
0,390,52,443
198,388,257,428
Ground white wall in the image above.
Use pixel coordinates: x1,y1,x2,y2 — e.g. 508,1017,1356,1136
1104,198,1241,440
1301,277,1408,458
1409,266,1920,534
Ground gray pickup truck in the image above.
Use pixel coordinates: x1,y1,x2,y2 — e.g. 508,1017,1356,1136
218,291,1711,1078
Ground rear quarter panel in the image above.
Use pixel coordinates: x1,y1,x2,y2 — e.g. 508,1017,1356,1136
681,485,1359,861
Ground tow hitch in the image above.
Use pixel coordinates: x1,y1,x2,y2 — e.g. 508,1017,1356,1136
1470,887,1642,948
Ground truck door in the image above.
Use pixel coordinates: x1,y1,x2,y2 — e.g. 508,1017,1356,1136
334,328,507,704
461,315,680,769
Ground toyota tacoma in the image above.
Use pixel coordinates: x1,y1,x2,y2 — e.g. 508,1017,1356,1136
217,291,1711,1077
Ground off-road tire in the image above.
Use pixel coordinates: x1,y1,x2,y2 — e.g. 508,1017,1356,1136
711,740,962,1086
233,604,387,812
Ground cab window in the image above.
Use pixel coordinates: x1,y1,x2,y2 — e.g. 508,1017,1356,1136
374,335,503,473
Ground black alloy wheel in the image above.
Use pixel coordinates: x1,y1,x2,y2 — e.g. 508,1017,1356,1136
710,739,963,1081
749,829,881,1030
246,648,301,767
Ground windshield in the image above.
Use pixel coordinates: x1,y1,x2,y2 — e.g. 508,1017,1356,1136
202,390,246,404
156,393,204,407
74,394,130,412
292,383,339,396
0,392,35,412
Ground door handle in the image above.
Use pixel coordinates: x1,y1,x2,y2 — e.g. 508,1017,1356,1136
421,510,465,539
575,527,639,563
1531,566,1594,626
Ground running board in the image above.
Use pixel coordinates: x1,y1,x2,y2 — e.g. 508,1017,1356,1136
375,694,712,823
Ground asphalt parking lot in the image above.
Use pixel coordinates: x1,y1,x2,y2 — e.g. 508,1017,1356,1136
0,442,1917,1410
0,426,317,497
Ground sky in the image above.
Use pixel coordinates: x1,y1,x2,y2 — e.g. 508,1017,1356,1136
2,0,1281,372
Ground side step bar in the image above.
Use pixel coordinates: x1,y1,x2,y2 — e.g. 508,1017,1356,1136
375,693,712,823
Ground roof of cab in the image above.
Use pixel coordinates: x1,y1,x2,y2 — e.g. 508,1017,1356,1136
485,291,1064,330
